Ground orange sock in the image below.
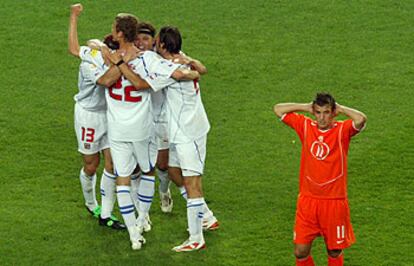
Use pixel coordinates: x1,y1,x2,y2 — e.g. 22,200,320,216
328,253,344,266
296,255,315,266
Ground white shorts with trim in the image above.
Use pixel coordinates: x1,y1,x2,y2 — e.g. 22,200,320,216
74,103,109,155
155,122,169,150
110,137,157,177
169,135,207,177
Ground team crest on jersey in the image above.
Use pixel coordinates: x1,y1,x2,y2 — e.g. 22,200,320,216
310,136,330,160
90,49,98,58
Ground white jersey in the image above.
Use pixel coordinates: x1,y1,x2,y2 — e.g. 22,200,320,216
152,89,167,124
165,65,210,143
106,50,179,141
74,46,107,112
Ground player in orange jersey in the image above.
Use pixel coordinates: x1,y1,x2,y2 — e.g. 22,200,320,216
274,93,367,266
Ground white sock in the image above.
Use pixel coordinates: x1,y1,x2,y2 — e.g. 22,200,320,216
116,186,136,229
130,173,141,211
79,168,98,210
203,200,214,221
187,197,204,242
137,175,155,225
179,186,188,200
157,169,170,194
100,169,116,219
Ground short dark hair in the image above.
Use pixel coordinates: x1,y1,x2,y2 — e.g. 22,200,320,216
159,26,182,54
313,92,336,111
103,34,119,50
137,22,156,37
115,13,139,43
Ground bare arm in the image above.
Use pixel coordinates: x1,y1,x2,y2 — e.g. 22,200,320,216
174,52,208,75
171,69,200,81
118,63,150,90
273,103,313,118
68,3,83,57
336,104,367,130
96,65,122,87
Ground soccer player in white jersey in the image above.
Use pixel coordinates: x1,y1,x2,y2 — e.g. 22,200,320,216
68,3,124,230
155,26,219,252
96,15,201,250
135,22,173,213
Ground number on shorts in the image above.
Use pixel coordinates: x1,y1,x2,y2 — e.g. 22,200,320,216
81,127,95,143
336,225,345,240
109,77,142,102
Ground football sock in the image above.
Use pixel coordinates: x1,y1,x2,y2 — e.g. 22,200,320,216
130,173,141,211
296,255,315,266
116,186,136,230
79,168,98,210
100,169,116,219
137,175,155,225
328,253,344,266
202,199,214,221
187,197,204,242
157,169,170,194
179,186,188,200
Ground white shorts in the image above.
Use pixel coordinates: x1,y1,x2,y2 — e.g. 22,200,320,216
155,122,169,150
169,136,207,177
74,103,109,155
110,137,157,177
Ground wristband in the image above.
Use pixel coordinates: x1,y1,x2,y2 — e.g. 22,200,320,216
116,59,125,66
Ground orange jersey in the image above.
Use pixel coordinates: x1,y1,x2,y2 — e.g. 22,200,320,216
282,113,361,199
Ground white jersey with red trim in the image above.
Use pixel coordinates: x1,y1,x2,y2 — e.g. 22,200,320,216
165,64,210,144
106,50,179,141
74,46,107,112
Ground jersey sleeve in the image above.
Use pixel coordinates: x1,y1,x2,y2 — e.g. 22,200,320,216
281,112,306,141
342,119,362,140
139,51,180,91
80,60,106,85
79,46,90,60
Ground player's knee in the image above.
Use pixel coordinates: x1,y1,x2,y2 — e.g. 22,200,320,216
294,247,311,259
157,162,168,172
83,163,98,176
104,166,114,175
116,176,130,186
327,249,342,258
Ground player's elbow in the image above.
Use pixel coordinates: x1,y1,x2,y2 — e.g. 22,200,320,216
68,47,80,58
273,104,284,118
97,77,113,88
133,80,150,90
354,112,367,130
198,67,207,75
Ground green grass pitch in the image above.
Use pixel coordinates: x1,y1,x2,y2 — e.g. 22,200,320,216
0,0,413,265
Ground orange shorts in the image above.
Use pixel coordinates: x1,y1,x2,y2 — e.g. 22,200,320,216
293,195,355,250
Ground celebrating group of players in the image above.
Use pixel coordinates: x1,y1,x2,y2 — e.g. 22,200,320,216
68,3,368,265
68,3,218,252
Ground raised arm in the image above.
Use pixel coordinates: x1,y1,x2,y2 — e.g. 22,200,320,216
68,3,83,57
336,104,367,130
273,103,313,118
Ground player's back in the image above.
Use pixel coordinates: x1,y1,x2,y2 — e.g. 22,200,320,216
165,71,210,143
75,46,107,112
